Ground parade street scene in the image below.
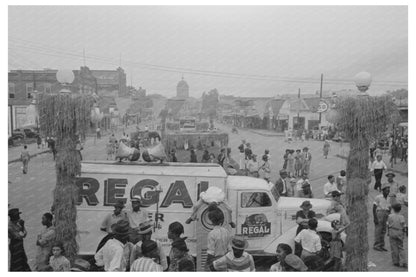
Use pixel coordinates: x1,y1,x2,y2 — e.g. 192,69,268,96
7,5,409,273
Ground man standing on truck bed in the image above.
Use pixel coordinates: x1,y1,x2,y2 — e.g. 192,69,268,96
100,200,127,233
126,196,149,244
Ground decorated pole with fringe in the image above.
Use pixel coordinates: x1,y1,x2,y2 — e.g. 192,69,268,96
37,92,94,263
331,95,399,271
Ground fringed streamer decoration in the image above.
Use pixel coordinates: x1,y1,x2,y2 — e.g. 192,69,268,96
37,92,94,263
332,95,399,271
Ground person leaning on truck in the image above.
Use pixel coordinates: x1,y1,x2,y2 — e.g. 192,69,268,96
274,170,289,197
205,208,232,271
100,200,128,233
126,195,149,244
294,218,322,260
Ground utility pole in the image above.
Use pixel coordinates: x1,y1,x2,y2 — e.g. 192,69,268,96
319,73,323,124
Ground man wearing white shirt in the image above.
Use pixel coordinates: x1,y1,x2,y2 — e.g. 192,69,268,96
370,154,388,192
95,220,131,271
294,218,321,260
323,175,339,198
126,196,149,244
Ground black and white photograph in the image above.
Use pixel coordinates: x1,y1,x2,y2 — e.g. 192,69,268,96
6,3,410,272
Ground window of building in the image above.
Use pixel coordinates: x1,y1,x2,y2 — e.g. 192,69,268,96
26,83,34,98
8,83,15,99
241,192,272,208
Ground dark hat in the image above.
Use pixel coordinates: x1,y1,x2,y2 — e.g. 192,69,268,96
301,180,311,188
303,147,309,151
331,190,342,197
114,200,125,209
231,235,248,250
300,201,312,209
284,254,308,271
172,238,189,252
137,220,153,235
246,142,251,147
8,208,21,217
141,240,158,254
279,169,288,175
385,172,396,178
112,219,131,235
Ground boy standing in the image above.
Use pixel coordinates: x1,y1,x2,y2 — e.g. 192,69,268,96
387,203,407,268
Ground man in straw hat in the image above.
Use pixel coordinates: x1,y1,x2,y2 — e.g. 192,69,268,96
129,220,167,270
130,240,163,272
210,235,255,272
94,219,131,271
100,200,127,233
373,183,391,251
126,195,149,244
384,172,399,203
282,254,308,271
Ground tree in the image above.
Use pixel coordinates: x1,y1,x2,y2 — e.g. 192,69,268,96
331,95,399,271
38,92,94,263
201,89,219,128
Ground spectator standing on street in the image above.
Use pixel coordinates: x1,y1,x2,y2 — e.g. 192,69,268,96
287,150,295,177
170,149,178,162
323,140,330,159
35,213,56,271
130,240,163,272
294,218,321,260
126,196,149,244
389,142,398,168
75,139,83,161
100,200,127,233
96,127,101,139
384,172,399,204
247,154,259,177
217,148,226,167
37,135,42,149
48,242,70,271
209,153,216,163
327,191,350,227
297,180,314,199
373,183,391,251
201,149,210,163
41,136,46,148
294,201,316,256
238,140,246,169
371,154,388,191
210,235,255,272
301,147,312,176
244,143,252,171
387,203,407,268
400,139,408,163
395,186,408,219
323,175,340,198
275,170,289,196
48,137,57,160
130,221,167,270
270,243,292,272
167,222,187,271
8,208,31,271
294,149,303,177
20,145,30,174
94,219,131,271
205,208,231,271
329,220,348,271
282,149,290,170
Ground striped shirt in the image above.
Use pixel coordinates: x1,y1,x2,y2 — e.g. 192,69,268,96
130,257,163,272
207,226,231,256
213,251,255,272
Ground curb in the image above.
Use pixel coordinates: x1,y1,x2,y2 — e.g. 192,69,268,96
8,150,51,164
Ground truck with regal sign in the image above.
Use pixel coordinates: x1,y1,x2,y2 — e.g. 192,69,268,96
76,161,340,270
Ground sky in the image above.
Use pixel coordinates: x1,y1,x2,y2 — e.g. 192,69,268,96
8,5,408,98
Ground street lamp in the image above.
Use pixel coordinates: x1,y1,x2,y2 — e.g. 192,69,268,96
354,71,372,93
56,69,75,93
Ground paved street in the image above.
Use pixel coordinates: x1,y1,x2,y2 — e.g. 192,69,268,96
8,123,407,271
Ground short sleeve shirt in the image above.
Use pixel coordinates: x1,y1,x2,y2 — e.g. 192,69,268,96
387,213,406,238
374,195,391,211
101,212,127,232
207,226,231,256
213,251,255,272
126,210,149,229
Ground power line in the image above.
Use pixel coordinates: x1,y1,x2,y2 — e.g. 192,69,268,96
9,37,408,87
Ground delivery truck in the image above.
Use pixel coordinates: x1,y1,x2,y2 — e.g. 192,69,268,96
75,160,340,270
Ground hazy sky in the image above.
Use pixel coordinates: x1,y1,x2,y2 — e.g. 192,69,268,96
8,5,408,97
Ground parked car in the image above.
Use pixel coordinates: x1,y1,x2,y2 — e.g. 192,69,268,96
12,128,39,138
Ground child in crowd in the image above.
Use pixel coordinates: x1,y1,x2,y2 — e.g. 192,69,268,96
49,242,70,271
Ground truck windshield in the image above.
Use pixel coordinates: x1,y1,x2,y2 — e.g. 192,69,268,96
270,185,280,203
